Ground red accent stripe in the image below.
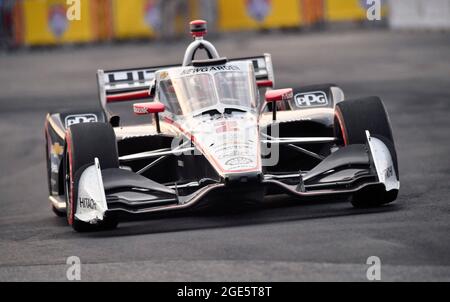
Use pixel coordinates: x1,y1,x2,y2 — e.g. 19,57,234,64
106,90,150,103
335,108,348,146
65,130,74,225
265,88,293,102
256,80,273,88
191,31,207,37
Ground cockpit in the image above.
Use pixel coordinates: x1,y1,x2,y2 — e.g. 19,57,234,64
156,61,258,116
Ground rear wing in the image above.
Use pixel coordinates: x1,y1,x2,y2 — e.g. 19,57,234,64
97,54,274,111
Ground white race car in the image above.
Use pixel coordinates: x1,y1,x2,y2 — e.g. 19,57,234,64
45,20,399,232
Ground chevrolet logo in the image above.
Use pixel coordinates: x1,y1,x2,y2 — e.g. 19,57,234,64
51,142,64,156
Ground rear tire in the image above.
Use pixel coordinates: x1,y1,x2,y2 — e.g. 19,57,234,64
335,96,399,208
64,122,119,232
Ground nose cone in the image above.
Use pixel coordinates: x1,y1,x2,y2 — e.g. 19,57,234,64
192,115,262,177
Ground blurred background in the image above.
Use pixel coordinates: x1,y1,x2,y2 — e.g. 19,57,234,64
0,0,449,49
0,0,449,281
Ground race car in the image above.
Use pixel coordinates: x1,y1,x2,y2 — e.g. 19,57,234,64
44,20,399,232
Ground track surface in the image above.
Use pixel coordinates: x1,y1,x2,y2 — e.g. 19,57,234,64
0,30,449,281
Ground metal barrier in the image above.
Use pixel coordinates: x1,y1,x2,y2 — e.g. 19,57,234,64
7,0,442,48
389,0,450,29
217,0,303,31
112,0,200,40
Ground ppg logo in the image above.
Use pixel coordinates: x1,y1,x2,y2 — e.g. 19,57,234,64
65,114,98,128
294,91,328,108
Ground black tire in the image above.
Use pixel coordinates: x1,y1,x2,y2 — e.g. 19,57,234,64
52,205,66,217
351,185,398,208
64,122,119,232
335,96,399,208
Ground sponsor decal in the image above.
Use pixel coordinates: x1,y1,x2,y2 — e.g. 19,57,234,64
294,91,328,108
51,142,64,157
181,65,240,75
48,4,68,38
51,162,59,173
159,71,169,80
78,197,97,210
75,158,108,223
225,157,253,167
65,114,98,128
50,142,64,174
281,89,293,101
107,70,154,86
385,166,393,178
215,121,238,133
246,0,271,22
133,106,149,114
217,150,251,160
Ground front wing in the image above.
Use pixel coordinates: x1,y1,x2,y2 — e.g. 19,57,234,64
73,131,399,224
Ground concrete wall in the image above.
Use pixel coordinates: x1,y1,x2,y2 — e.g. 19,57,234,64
389,0,450,29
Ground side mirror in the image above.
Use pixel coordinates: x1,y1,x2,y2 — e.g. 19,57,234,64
133,102,165,133
265,88,293,121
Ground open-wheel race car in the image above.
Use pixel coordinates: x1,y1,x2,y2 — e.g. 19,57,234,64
44,20,399,232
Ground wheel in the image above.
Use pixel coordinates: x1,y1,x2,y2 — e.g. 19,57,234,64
64,122,119,232
351,185,398,208
51,205,66,217
335,96,399,208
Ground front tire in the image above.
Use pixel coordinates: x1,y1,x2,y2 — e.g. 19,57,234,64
64,122,119,232
335,96,399,208
351,185,398,208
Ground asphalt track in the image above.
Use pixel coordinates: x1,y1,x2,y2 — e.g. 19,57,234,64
0,29,449,281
